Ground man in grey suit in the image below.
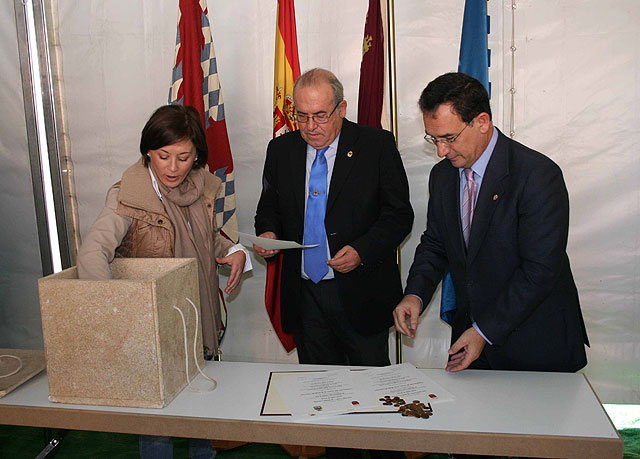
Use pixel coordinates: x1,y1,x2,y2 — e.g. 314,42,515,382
394,72,588,373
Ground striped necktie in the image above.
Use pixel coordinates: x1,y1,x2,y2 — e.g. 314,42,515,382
462,168,477,246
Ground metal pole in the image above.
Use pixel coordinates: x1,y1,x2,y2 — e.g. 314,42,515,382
14,0,73,275
14,0,52,275
386,0,403,365
387,0,398,140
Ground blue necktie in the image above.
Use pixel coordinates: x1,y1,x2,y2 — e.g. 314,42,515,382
303,147,329,283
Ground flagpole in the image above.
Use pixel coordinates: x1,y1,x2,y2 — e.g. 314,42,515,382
387,0,398,139
385,0,403,365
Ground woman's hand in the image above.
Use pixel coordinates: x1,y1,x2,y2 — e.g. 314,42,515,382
216,250,246,294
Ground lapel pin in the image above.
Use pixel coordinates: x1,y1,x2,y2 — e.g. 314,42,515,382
493,194,498,201
347,150,353,158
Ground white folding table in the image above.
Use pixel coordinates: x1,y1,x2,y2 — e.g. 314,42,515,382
0,361,623,458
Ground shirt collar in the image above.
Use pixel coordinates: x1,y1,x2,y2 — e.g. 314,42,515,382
148,166,163,201
306,132,341,156
459,126,498,179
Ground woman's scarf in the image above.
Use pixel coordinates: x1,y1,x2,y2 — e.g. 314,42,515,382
159,168,221,359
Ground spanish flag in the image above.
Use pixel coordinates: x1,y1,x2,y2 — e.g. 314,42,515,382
273,0,300,137
266,0,300,352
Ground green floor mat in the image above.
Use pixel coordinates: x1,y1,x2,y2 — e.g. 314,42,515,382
0,425,638,458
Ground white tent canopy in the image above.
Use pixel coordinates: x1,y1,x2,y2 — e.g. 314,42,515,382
1,0,638,404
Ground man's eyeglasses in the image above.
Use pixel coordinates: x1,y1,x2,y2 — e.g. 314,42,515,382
424,122,471,146
294,102,340,124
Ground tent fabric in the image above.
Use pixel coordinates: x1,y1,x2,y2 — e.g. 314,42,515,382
2,0,638,403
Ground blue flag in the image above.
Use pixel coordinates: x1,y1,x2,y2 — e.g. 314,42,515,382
440,0,490,325
458,0,491,95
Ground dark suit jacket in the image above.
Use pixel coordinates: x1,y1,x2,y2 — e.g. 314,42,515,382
255,119,414,335
405,129,588,372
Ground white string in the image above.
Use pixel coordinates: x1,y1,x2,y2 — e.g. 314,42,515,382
173,297,217,392
0,355,24,379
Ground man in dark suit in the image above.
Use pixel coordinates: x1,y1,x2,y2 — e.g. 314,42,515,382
254,68,413,367
394,72,588,373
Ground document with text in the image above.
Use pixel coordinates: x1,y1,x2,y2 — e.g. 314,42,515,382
264,363,454,419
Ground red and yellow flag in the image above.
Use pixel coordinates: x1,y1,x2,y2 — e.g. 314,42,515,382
273,0,301,137
266,0,300,352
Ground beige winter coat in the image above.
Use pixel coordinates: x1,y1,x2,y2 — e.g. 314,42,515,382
77,159,234,280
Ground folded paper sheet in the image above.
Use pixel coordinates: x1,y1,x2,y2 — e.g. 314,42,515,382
237,232,318,250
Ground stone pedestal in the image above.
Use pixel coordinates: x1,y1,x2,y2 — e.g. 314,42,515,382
38,258,202,408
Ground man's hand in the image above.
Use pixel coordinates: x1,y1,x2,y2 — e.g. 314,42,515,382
253,231,280,258
445,327,486,372
393,295,422,338
216,250,246,294
327,245,361,273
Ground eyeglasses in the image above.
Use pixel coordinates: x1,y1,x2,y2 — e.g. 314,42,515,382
424,123,471,146
294,102,340,124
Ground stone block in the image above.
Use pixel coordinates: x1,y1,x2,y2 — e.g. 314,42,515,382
37,258,202,408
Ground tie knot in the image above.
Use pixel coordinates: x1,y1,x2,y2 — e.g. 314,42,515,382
464,168,474,182
316,146,329,158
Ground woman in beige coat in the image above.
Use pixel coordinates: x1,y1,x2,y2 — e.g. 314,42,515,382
77,104,248,459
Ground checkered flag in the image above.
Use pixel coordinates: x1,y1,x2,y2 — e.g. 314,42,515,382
169,0,237,241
